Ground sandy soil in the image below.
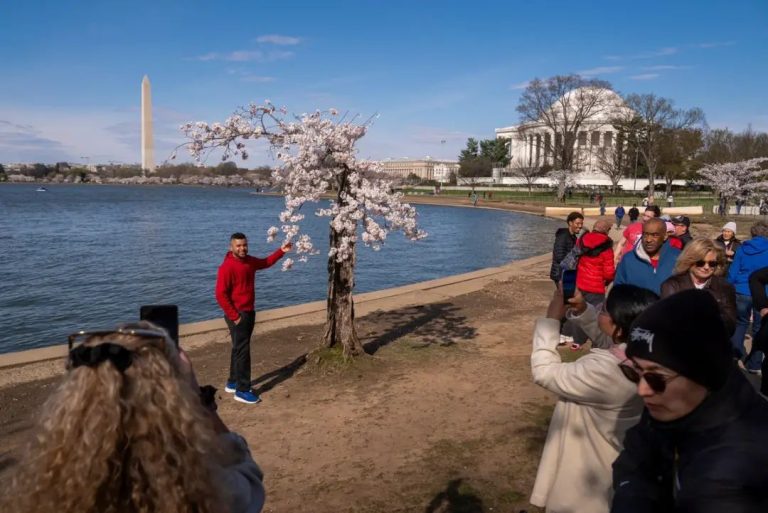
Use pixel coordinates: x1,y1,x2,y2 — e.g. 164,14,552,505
0,259,559,513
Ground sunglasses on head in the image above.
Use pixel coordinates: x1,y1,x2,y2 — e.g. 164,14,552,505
618,360,680,393
694,260,719,269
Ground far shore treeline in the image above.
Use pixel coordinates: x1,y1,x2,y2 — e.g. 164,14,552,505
0,161,273,187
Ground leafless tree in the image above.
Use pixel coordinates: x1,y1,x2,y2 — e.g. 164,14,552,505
507,156,548,193
614,93,705,198
516,75,617,173
594,130,633,192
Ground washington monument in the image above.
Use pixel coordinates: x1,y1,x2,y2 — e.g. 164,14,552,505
141,75,155,172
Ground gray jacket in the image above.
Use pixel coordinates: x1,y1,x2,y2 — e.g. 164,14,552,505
566,302,613,349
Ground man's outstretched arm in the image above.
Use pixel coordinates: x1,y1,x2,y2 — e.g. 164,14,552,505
250,242,293,270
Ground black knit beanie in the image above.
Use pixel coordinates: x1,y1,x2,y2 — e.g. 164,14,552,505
626,289,732,390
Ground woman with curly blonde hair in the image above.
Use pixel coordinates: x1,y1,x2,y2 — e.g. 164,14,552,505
661,237,737,335
1,323,265,513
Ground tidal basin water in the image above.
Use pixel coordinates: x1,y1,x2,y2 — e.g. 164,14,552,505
0,184,561,353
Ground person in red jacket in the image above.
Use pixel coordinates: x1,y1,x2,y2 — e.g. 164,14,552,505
215,232,292,404
571,219,615,348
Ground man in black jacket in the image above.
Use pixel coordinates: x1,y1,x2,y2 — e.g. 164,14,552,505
549,211,584,284
612,289,768,513
669,215,693,248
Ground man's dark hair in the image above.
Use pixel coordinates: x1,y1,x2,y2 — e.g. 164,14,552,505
751,221,768,239
645,205,661,217
566,212,584,224
606,285,660,342
230,232,247,241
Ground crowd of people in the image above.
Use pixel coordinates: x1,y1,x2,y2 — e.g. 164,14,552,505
542,206,768,512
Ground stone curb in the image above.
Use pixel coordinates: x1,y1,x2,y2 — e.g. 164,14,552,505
0,253,551,370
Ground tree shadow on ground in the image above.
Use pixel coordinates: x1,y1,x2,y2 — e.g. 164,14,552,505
250,353,308,396
425,479,485,513
362,302,477,355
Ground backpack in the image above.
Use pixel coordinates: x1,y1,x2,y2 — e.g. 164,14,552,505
560,238,613,274
559,242,585,273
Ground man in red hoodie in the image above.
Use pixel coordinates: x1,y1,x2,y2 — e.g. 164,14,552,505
216,232,292,404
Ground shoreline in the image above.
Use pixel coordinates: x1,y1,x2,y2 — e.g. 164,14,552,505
0,252,551,375
0,190,554,367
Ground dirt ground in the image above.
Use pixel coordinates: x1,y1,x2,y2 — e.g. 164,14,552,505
0,259,561,513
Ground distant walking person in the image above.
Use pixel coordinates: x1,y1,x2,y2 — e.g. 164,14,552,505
614,204,625,228
599,198,607,216
216,232,292,404
627,204,640,223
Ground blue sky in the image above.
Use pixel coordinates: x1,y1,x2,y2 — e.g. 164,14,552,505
1,0,766,166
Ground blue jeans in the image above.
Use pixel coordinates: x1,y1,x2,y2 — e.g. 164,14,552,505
732,293,764,371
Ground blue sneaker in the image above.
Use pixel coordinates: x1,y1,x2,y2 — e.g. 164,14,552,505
224,381,237,393
234,390,262,404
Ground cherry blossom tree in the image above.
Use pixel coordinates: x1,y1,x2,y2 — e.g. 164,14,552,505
180,103,426,357
697,157,768,207
547,168,577,202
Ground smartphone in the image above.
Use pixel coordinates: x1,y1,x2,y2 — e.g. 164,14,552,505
561,270,577,303
140,304,179,346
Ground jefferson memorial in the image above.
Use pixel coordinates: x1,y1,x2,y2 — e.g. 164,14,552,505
494,87,683,191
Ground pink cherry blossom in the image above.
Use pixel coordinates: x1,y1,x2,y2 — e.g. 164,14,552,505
181,105,427,271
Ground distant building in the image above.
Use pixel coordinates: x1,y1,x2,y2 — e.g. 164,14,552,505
496,88,630,170
492,87,679,190
380,158,459,182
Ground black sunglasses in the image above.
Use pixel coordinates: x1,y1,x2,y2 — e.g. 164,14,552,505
618,361,680,393
694,260,719,268
68,327,171,351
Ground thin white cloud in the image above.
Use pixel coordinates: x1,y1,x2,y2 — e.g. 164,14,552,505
256,34,302,45
642,64,691,71
225,69,276,83
578,66,624,76
696,41,736,49
629,73,660,80
195,52,219,62
604,47,679,61
240,75,275,83
191,50,294,62
509,81,530,90
650,47,678,57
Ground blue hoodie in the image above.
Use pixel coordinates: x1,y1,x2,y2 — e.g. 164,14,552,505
614,241,680,295
728,237,768,296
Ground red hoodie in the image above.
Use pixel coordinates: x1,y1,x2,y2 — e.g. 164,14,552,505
575,231,616,294
215,249,284,321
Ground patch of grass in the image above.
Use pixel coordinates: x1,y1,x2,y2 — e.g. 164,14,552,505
305,345,366,375
456,480,480,497
381,335,458,360
499,489,527,504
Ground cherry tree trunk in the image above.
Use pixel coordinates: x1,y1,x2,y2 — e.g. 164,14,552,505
322,226,363,357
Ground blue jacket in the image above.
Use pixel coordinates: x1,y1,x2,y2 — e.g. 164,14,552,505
614,242,680,295
615,206,625,218
727,236,768,296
